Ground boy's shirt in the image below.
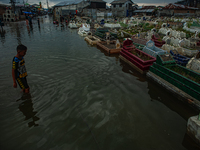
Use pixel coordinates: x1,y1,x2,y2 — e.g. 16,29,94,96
12,57,27,78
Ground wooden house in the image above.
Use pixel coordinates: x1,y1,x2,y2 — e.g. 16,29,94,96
158,3,198,17
110,0,134,17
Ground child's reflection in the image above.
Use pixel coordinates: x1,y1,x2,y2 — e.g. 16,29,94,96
26,25,30,36
0,29,5,37
17,93,39,127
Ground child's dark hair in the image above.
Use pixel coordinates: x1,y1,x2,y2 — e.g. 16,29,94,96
17,44,27,51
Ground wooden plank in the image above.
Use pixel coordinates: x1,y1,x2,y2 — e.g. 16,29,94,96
85,36,100,45
96,42,110,53
110,49,121,54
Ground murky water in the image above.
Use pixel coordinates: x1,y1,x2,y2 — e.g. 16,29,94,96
0,16,199,150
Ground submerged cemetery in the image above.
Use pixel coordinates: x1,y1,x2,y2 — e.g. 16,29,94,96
69,15,200,104
1,0,200,149
60,11,200,146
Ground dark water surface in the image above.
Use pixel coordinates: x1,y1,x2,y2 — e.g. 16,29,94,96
0,16,198,150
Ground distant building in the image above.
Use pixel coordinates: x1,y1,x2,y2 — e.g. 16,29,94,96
158,3,199,17
53,0,82,19
79,0,107,19
157,6,164,9
110,0,134,17
0,4,8,20
142,6,156,9
133,5,156,16
76,0,90,13
84,0,106,9
2,3,24,22
53,0,106,19
175,0,200,8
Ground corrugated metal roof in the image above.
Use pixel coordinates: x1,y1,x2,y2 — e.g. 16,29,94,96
134,9,154,13
90,0,106,2
164,3,198,10
142,6,156,9
111,0,134,5
54,0,82,7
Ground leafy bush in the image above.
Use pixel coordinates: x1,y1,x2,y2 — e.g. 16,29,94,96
187,21,192,28
119,22,128,28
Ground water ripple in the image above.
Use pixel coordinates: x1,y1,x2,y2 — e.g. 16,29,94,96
0,15,197,150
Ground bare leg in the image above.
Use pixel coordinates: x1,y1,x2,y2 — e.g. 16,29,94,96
25,88,30,93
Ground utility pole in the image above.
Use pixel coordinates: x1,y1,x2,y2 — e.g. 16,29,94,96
9,0,16,12
47,0,49,9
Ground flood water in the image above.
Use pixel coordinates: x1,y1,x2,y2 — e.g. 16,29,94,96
0,16,199,150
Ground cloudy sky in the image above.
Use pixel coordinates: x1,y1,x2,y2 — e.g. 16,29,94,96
0,0,179,8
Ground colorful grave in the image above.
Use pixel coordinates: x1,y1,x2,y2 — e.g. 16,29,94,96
84,36,101,45
149,54,200,101
142,40,167,58
96,41,121,54
94,28,117,40
170,50,190,66
119,39,156,74
151,34,166,47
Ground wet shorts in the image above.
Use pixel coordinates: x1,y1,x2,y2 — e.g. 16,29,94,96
16,77,29,89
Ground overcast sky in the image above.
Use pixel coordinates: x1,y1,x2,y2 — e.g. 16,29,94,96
0,0,179,8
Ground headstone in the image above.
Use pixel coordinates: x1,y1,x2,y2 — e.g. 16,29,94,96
161,28,166,34
195,31,199,38
151,28,157,32
185,39,191,47
170,37,175,45
176,47,183,54
146,40,155,49
173,38,180,47
161,44,166,50
123,19,126,24
105,32,110,41
162,36,168,41
190,42,196,48
165,44,171,52
166,31,170,36
158,28,163,33
121,32,124,37
116,39,120,49
169,45,175,51
179,40,185,47
186,115,200,144
171,30,176,37
166,38,171,45
175,32,181,39
162,23,167,28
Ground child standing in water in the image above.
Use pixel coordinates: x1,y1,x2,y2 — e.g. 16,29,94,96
0,18,3,30
37,18,40,26
12,44,29,93
25,14,29,26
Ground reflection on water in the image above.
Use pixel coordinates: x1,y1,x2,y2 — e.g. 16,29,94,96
17,93,39,127
147,79,197,120
120,59,146,82
182,133,200,150
0,29,5,44
0,15,198,150
26,24,33,37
